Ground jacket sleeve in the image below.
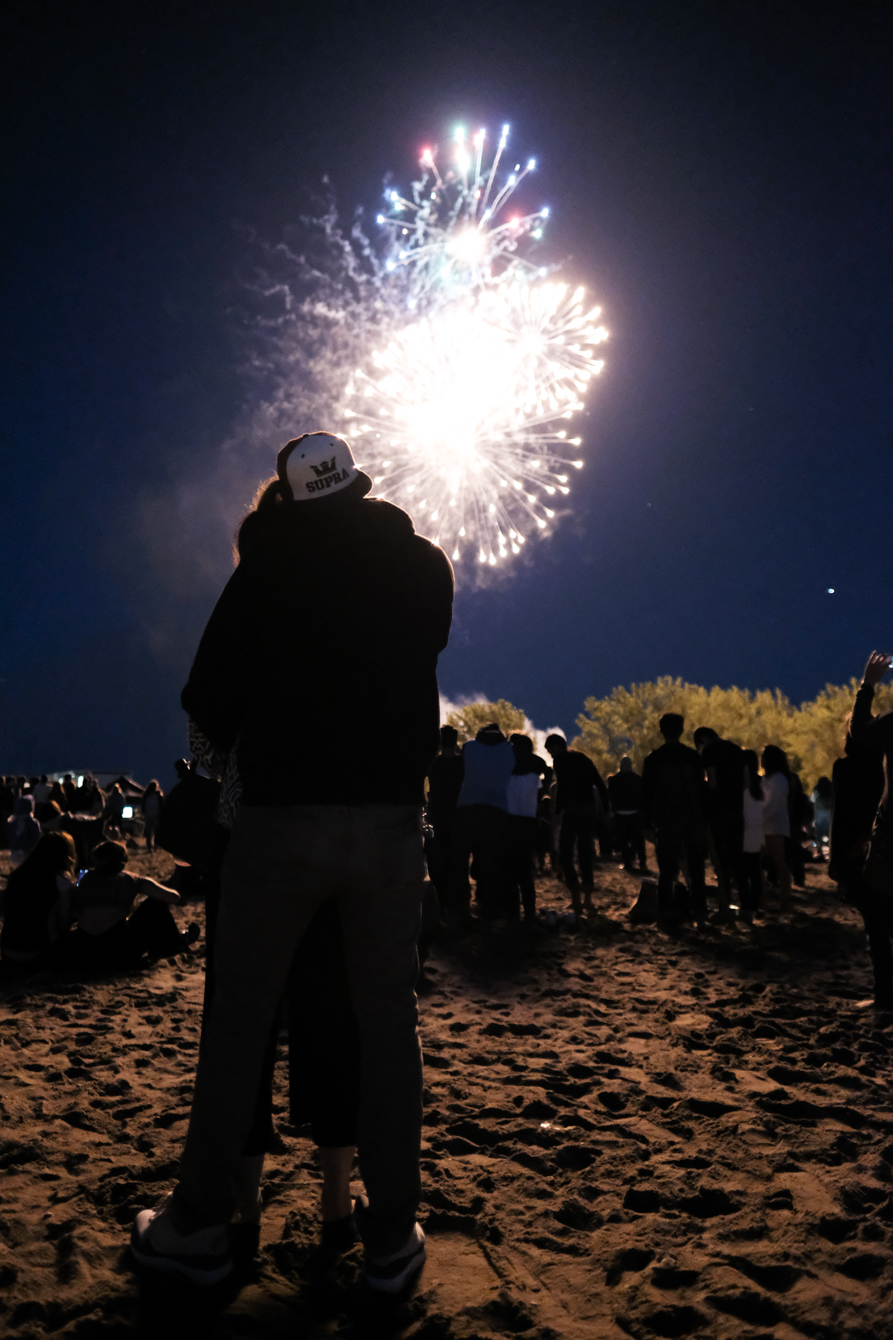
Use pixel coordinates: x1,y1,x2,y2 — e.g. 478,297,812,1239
180,561,261,755
850,682,893,751
590,759,610,811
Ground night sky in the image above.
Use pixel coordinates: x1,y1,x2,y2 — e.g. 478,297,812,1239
2,1,891,785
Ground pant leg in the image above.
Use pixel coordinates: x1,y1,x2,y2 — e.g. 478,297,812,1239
860,891,893,1003
575,805,598,890
472,806,511,919
336,805,426,1256
740,852,762,915
126,897,181,957
559,808,581,894
172,806,334,1229
683,832,709,922
510,816,537,919
655,829,682,916
447,807,474,917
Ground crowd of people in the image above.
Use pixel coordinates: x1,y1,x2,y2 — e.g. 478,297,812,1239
2,428,891,1303
424,714,829,936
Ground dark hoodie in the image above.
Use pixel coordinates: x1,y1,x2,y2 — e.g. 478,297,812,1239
182,496,454,806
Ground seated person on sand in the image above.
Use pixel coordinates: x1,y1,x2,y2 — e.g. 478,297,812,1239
7,795,41,867
0,831,78,965
67,841,198,969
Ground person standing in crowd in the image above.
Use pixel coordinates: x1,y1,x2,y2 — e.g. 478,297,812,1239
760,745,793,911
812,776,833,857
842,649,893,1009
131,431,453,1292
544,734,610,917
425,725,464,906
607,756,647,873
739,749,765,924
103,783,126,838
33,774,52,806
141,780,164,852
7,795,41,867
641,714,709,925
693,726,744,916
450,723,515,924
506,733,546,924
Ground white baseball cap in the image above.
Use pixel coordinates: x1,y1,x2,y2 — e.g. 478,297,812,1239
277,432,372,503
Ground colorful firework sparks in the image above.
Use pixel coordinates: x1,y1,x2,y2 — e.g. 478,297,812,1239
338,124,608,565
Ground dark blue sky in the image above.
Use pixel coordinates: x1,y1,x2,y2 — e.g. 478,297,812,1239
2,0,891,783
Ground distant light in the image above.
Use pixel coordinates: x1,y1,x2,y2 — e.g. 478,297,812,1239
827,587,835,594
122,806,133,819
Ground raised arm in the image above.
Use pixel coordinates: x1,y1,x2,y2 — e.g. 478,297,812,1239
850,651,893,748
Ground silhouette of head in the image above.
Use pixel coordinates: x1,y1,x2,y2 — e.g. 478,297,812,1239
659,713,684,741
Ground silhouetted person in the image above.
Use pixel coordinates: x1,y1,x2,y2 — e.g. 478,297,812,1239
739,749,765,923
812,775,833,854
450,722,514,923
693,726,744,912
425,725,464,904
843,649,893,1009
7,795,40,867
607,756,647,872
545,734,609,916
142,780,163,851
132,431,452,1291
0,831,77,964
761,745,793,910
642,713,709,924
68,841,196,969
507,733,545,923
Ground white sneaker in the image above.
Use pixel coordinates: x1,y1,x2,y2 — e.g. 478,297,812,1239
364,1222,426,1293
130,1198,232,1286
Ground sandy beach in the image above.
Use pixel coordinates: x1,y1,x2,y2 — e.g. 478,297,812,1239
1,848,892,1339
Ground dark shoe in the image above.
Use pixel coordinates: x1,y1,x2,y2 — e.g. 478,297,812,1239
364,1222,426,1293
131,1199,232,1286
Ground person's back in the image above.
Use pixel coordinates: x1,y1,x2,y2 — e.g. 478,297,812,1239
553,748,608,811
184,498,452,806
1,832,76,962
608,766,643,813
700,736,744,816
426,747,464,824
7,796,40,863
457,729,515,811
642,740,707,831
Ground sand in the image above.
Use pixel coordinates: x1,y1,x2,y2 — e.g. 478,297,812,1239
1,846,892,1340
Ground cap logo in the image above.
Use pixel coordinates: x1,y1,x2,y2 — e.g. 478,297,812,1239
310,456,338,478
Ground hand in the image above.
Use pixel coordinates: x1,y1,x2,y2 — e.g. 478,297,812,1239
863,651,892,687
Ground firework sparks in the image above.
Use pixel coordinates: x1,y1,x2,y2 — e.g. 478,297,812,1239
340,125,607,564
247,123,607,571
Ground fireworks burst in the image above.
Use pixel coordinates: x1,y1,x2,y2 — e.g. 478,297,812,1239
250,123,607,570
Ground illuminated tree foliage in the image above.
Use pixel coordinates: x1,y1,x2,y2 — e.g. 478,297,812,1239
445,698,528,745
570,677,893,789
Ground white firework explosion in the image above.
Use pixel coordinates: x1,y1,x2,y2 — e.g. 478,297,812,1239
249,123,607,570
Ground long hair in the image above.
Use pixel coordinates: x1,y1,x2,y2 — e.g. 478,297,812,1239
7,831,75,889
741,749,763,800
761,744,789,778
232,476,287,565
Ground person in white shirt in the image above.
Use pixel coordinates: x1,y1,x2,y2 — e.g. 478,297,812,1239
739,749,764,923
761,744,792,910
507,734,546,923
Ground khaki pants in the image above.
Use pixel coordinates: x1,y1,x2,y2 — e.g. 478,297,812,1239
171,803,425,1256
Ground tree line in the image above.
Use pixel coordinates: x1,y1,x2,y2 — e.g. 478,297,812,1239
445,678,893,791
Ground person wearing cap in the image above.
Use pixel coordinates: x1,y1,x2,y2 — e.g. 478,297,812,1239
130,432,453,1292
